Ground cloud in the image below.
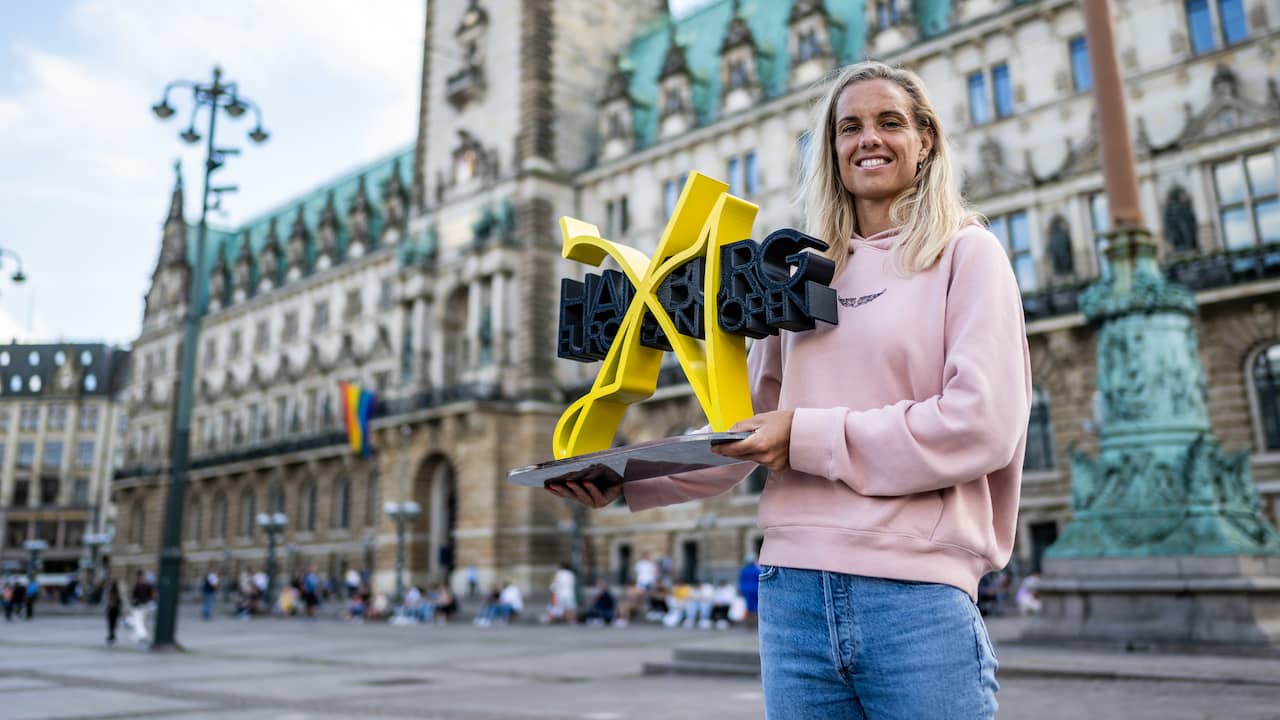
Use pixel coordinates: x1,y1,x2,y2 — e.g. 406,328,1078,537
0,1,422,344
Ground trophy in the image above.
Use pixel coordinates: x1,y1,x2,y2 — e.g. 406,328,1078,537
507,172,839,488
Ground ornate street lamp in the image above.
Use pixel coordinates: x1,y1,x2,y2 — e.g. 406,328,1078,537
383,501,421,605
0,247,27,287
82,532,112,602
149,66,269,650
22,539,48,577
255,512,288,611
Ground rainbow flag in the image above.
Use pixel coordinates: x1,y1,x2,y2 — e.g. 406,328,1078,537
339,382,375,456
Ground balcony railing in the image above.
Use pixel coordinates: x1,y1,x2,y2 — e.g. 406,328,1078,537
1165,242,1280,292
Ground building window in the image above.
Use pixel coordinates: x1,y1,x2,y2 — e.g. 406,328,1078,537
13,480,29,507
1024,388,1056,471
203,338,218,366
130,500,145,546
283,311,299,342
990,211,1037,290
20,406,40,430
79,406,99,431
969,65,1013,124
1186,0,1248,55
1187,0,1216,54
0,408,8,431
17,440,34,468
333,477,351,530
992,64,1013,119
253,320,269,352
366,471,380,527
240,489,256,538
1069,36,1091,92
605,195,631,237
967,71,990,125
796,26,823,62
77,441,94,468
40,476,59,505
47,404,67,430
1213,152,1279,250
1219,0,1248,44
728,151,759,198
300,480,317,532
189,497,203,543
662,177,685,217
72,478,89,505
43,440,63,469
345,289,364,321
229,329,243,358
213,493,228,540
379,279,394,309
875,0,902,29
313,301,330,332
1253,343,1280,451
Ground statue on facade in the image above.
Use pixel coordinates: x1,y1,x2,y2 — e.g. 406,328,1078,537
1047,214,1075,277
1163,185,1198,254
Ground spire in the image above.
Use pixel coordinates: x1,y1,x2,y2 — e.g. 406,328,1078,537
166,159,184,225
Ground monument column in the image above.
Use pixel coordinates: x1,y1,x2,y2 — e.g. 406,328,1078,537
1026,0,1280,648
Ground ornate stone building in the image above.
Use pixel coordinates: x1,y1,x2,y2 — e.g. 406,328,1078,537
115,0,1280,596
0,344,128,582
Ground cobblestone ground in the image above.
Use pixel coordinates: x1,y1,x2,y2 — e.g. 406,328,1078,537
0,610,1277,719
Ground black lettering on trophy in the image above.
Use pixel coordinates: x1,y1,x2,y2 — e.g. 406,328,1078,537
558,228,838,364
718,228,838,337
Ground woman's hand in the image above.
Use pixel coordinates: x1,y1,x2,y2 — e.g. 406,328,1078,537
544,464,624,509
713,410,794,472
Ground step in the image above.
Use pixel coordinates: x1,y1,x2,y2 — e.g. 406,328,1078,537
672,648,760,668
642,660,761,678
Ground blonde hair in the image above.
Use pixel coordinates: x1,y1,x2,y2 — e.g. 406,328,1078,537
799,61,980,276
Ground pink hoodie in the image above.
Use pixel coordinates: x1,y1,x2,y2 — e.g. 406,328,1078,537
623,224,1032,599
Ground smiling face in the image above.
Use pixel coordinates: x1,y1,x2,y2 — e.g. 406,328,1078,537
832,78,934,228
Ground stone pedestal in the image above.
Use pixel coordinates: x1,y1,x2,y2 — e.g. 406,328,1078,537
1026,556,1280,647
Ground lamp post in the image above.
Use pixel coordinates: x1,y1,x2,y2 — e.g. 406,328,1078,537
82,532,111,603
383,501,421,604
149,66,269,650
255,512,287,611
0,247,28,290
22,539,48,577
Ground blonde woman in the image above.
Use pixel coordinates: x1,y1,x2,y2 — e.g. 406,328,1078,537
550,61,1030,718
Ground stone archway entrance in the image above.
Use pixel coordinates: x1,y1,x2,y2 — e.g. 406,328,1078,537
409,455,457,587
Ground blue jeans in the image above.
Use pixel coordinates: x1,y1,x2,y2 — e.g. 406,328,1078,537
758,566,998,719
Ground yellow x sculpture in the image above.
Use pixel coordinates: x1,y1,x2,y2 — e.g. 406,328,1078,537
553,173,758,459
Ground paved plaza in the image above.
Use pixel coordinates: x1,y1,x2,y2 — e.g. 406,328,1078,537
1,609,1278,719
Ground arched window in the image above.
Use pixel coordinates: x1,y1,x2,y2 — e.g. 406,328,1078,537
1252,344,1280,450
212,493,227,540
300,480,317,532
1024,387,1056,471
366,471,380,527
239,488,256,538
188,495,203,544
333,477,351,530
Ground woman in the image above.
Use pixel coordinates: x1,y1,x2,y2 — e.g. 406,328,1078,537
106,579,123,646
548,61,1030,718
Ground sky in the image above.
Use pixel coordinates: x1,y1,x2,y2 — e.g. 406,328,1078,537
0,0,707,348
0,0,425,346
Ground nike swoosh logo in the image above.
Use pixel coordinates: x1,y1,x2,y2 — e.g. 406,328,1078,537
838,289,886,308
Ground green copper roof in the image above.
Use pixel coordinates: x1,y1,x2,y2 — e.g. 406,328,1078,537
624,1,868,148
186,143,414,311
913,0,952,40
